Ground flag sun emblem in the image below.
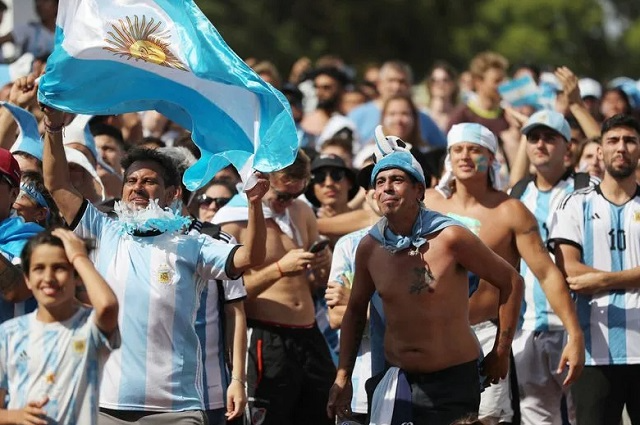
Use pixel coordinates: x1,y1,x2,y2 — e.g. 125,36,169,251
103,15,188,71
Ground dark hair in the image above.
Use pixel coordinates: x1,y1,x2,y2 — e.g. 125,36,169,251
90,122,126,150
138,136,166,149
602,87,633,117
20,228,94,276
121,147,180,188
512,63,541,83
450,414,486,425
174,133,201,159
20,170,64,228
272,149,311,181
321,136,354,156
12,151,42,171
312,66,352,88
0,1,7,12
601,114,640,137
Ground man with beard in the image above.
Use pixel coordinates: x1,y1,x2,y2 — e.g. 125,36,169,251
301,66,358,149
550,114,640,425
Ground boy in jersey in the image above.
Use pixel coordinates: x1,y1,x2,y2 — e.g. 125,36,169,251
0,227,119,424
327,128,524,425
550,114,640,425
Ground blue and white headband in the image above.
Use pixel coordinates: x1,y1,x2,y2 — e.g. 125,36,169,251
435,123,504,198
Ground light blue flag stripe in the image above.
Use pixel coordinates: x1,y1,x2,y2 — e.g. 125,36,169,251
3,102,43,161
37,0,298,191
498,75,539,107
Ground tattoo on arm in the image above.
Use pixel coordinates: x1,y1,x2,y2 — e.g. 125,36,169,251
537,240,548,253
497,327,514,352
410,266,436,295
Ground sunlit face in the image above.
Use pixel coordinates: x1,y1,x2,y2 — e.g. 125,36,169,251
578,142,604,179
525,127,567,170
474,68,505,103
377,68,410,100
13,191,47,224
312,166,352,209
600,91,628,120
373,168,422,217
25,244,77,310
449,143,494,180
429,68,454,98
122,160,175,209
382,98,415,140
264,174,307,215
197,184,234,223
600,126,640,180
95,134,124,174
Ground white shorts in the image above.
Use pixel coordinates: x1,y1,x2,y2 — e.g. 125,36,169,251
472,321,514,424
512,329,574,425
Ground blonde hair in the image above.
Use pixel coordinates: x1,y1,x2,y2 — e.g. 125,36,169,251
469,51,508,79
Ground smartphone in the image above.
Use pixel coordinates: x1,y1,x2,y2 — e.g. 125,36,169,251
308,239,330,253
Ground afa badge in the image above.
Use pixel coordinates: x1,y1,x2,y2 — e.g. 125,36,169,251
156,264,174,285
634,211,640,222
72,338,86,354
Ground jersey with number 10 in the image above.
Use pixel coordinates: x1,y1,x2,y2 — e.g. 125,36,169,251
550,185,640,366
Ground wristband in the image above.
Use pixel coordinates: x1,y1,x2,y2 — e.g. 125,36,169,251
231,376,246,387
69,253,88,266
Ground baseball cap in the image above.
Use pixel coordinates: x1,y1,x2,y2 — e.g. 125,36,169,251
305,154,358,207
0,148,21,187
578,78,602,100
521,110,571,142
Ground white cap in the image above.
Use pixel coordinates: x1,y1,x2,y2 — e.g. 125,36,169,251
578,78,602,99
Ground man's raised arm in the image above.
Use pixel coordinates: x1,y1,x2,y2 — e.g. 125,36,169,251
36,79,83,225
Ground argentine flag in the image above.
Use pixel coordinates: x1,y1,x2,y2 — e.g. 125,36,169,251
498,75,540,108
37,0,298,190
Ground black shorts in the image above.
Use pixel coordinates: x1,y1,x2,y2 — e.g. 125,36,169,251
365,360,480,425
246,319,335,425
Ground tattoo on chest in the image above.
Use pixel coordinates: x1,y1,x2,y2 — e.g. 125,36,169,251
410,265,436,295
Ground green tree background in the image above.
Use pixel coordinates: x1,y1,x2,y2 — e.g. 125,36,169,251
196,0,640,82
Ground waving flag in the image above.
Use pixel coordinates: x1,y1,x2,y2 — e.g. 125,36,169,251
3,102,43,161
498,75,540,108
37,0,298,190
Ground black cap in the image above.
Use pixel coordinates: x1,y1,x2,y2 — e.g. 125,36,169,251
305,154,359,207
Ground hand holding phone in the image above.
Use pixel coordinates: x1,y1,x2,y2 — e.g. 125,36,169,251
308,239,330,253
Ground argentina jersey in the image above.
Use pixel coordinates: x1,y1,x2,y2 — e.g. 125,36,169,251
517,173,594,331
329,227,371,414
0,306,118,424
192,229,247,411
550,185,640,365
71,201,238,411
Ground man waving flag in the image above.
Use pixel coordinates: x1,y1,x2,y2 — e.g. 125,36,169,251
37,0,298,190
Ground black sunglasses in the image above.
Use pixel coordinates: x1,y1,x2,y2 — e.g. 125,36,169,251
311,169,346,185
198,195,231,208
272,187,305,203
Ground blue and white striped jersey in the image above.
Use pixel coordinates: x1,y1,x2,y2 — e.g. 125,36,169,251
191,227,247,411
0,306,119,424
550,185,640,365
517,173,592,331
329,227,371,414
72,202,238,411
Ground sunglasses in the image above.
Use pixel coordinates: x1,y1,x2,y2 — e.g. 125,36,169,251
311,169,346,185
272,187,305,203
198,195,231,208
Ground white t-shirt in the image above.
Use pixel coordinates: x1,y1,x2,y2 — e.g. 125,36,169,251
0,306,119,424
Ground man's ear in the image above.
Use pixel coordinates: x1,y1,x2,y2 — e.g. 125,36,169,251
164,185,178,206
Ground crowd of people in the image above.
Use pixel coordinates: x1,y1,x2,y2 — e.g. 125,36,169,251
2,1,640,425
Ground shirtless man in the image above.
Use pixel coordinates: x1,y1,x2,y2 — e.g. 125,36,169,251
327,134,524,425
219,150,335,425
428,123,585,424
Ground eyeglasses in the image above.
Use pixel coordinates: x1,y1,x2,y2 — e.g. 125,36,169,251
311,169,346,185
272,187,306,203
198,195,231,208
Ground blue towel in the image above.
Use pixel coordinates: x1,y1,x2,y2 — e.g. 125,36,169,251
0,217,43,258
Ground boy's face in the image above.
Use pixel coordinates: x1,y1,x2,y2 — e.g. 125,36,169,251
25,244,78,308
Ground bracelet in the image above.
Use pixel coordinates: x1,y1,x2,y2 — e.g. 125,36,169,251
44,121,65,134
275,261,284,278
69,253,88,266
231,376,246,386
